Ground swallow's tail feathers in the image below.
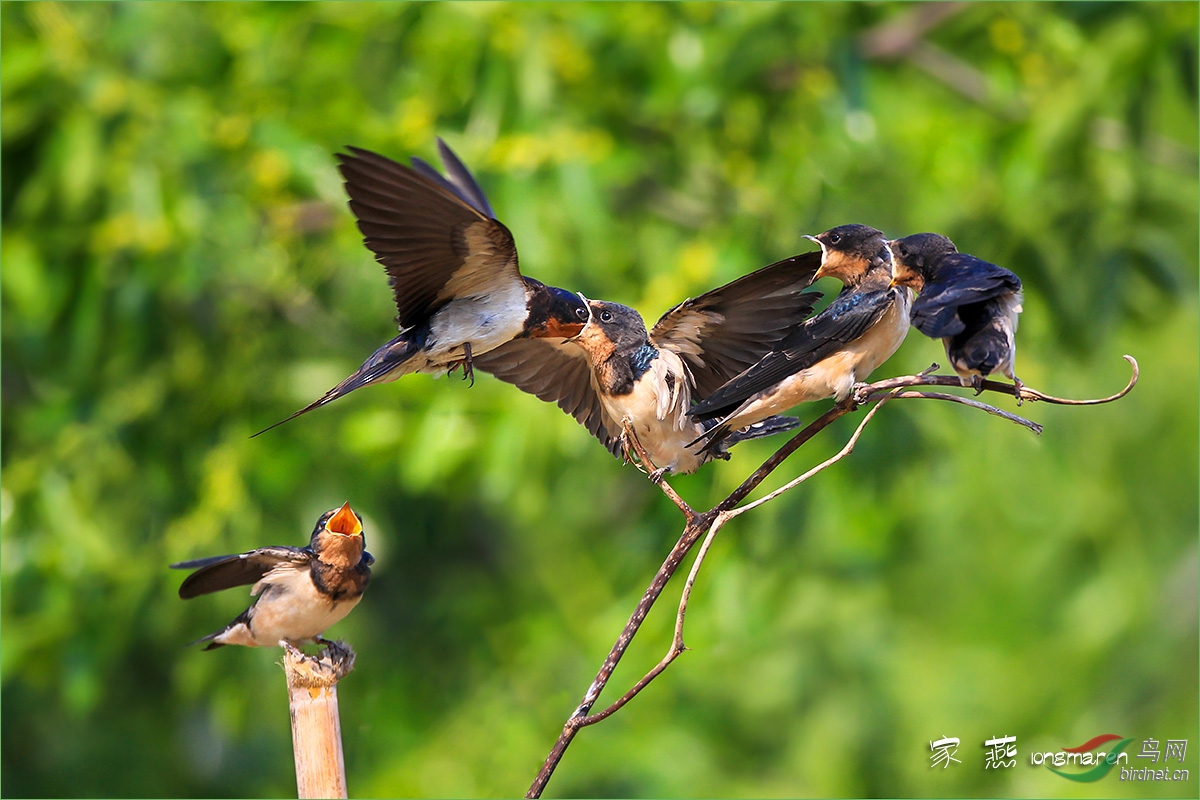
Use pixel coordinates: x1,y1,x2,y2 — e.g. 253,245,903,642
727,414,802,443
693,413,800,457
186,608,253,650
185,630,225,650
251,333,422,437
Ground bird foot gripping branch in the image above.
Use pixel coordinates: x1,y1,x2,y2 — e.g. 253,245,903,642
282,638,357,687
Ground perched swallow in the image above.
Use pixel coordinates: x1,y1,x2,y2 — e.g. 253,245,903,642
254,139,585,435
689,224,911,444
474,253,825,475
171,502,372,649
890,232,1024,394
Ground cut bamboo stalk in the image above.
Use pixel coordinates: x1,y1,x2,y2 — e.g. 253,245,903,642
283,640,356,799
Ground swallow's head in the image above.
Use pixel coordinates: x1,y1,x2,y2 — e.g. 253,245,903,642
889,233,957,289
569,300,650,362
311,502,365,566
523,280,588,339
806,224,889,285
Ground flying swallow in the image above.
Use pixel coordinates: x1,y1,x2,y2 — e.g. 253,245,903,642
254,139,586,435
171,502,372,649
689,224,911,444
889,232,1024,394
473,253,824,475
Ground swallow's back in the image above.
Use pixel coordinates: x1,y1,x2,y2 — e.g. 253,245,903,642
911,253,1022,339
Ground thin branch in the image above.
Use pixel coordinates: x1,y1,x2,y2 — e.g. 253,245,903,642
731,387,902,518
620,420,694,519
716,401,855,514
525,510,715,799
577,511,733,726
861,354,1139,406
1019,354,1139,405
869,390,1044,434
581,392,904,727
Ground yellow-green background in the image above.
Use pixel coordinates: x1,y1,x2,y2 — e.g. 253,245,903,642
2,2,1196,797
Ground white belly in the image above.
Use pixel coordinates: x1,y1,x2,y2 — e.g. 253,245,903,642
724,290,911,429
216,566,362,647
598,351,708,475
416,284,529,373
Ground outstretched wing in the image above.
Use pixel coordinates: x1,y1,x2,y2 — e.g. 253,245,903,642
171,546,313,599
472,338,623,456
690,286,898,420
912,253,1022,339
649,252,823,398
337,142,522,331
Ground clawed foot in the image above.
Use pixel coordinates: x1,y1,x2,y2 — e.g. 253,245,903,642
620,420,664,480
617,429,641,470
448,343,476,386
1012,376,1025,406
461,342,475,386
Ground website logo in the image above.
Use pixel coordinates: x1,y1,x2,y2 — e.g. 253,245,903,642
1031,734,1133,782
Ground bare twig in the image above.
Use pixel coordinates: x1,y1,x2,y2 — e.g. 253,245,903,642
716,401,856,514
580,391,906,729
731,387,903,518
1019,354,1139,405
620,420,694,519
526,510,715,799
526,355,1139,798
577,511,733,727
874,390,1044,434
860,355,1139,406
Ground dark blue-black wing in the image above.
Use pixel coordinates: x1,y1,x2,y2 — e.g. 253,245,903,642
912,253,1021,339
338,144,520,331
690,287,898,420
410,138,496,219
171,546,313,599
650,252,823,399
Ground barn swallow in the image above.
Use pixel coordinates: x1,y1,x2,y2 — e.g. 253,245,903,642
171,502,372,649
253,139,585,436
889,232,1024,394
473,252,825,475
689,224,912,444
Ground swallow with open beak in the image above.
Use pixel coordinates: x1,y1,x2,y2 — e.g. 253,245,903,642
889,232,1024,394
473,253,824,475
689,224,912,444
254,139,586,435
171,502,372,650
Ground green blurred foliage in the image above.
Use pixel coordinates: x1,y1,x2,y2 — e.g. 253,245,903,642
2,2,1196,797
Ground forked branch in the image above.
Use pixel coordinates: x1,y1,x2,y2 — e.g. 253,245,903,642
526,355,1138,798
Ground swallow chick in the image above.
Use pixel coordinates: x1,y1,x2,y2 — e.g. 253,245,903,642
254,139,585,435
689,224,912,444
171,502,372,650
473,253,825,475
890,232,1023,395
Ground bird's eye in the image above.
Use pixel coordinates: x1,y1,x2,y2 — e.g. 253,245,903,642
599,310,613,323
575,307,588,320
899,245,909,257
829,233,842,245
